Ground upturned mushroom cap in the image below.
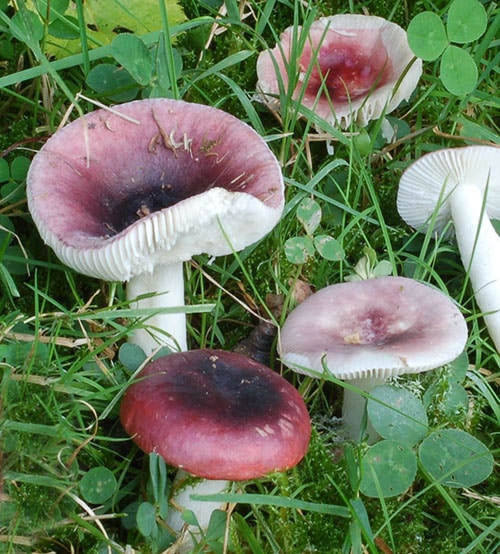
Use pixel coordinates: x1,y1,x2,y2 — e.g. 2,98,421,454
397,146,500,234
397,146,500,354
256,14,422,128
120,349,311,480
279,276,467,380
27,98,284,281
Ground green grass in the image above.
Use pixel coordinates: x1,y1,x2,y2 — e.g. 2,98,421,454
1,0,499,552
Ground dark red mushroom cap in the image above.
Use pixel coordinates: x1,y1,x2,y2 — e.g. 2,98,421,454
120,349,311,480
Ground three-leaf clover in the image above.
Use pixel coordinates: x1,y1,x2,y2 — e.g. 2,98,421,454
284,197,344,264
407,0,487,95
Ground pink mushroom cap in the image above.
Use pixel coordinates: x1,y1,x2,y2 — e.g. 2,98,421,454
27,98,284,281
256,14,422,128
120,349,311,480
279,276,468,380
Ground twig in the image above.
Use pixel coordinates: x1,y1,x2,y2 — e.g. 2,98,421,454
432,126,500,147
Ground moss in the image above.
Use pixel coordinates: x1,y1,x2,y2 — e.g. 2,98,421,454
0,116,33,154
7,482,68,531
252,429,352,553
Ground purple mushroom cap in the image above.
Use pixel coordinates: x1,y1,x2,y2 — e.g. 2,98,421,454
120,349,311,480
279,276,468,380
27,98,284,281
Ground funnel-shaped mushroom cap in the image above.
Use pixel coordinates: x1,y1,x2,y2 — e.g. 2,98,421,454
397,146,500,234
120,349,311,480
256,14,422,128
27,99,284,281
279,276,467,380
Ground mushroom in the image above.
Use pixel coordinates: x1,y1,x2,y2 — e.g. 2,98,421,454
397,146,500,351
27,98,284,353
278,276,468,441
120,349,311,547
256,14,422,129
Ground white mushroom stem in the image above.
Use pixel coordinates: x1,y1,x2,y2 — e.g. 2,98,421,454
166,471,229,551
126,263,187,354
450,183,500,351
342,376,386,443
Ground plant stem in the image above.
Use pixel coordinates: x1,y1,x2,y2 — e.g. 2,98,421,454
158,0,179,99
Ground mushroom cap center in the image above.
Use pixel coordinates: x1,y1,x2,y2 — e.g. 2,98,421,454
103,168,195,237
159,352,293,424
342,307,412,346
300,27,393,102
